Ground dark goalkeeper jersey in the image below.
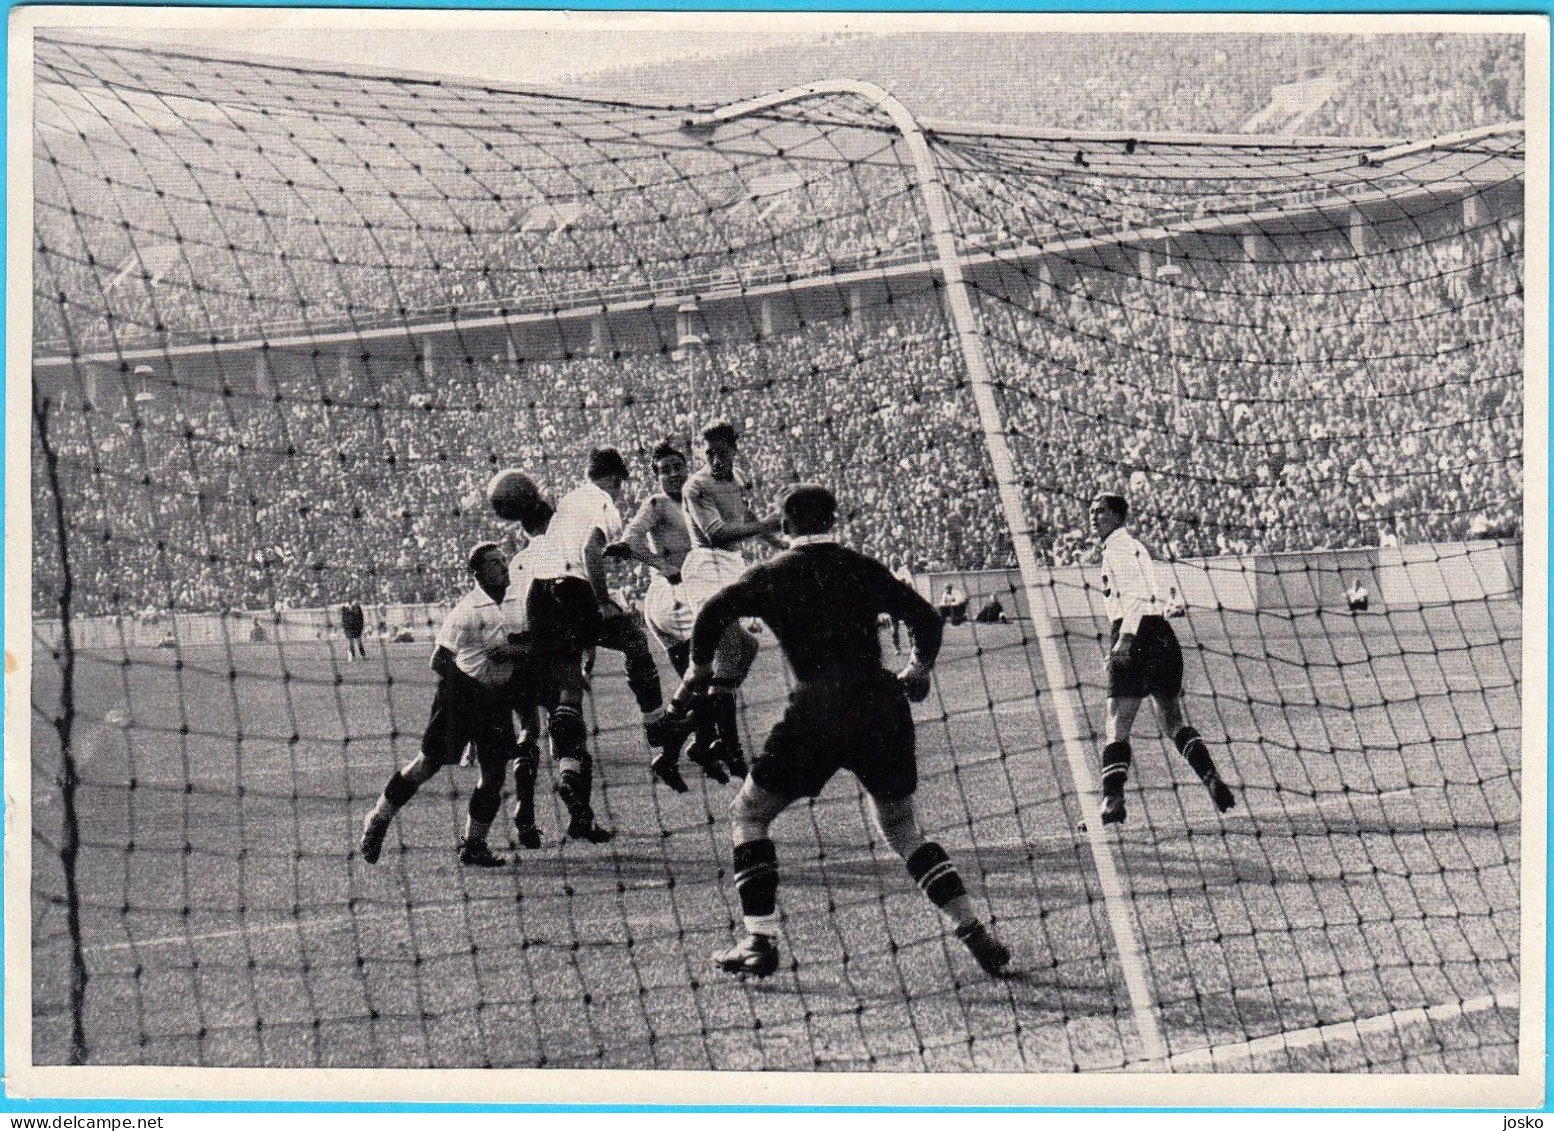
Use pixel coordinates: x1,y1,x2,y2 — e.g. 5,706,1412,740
690,538,943,684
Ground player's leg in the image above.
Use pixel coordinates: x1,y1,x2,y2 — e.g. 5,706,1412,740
360,671,466,862
851,676,1010,975
596,608,667,723
665,641,691,676
460,735,512,868
1155,694,1235,813
549,661,612,843
1100,694,1143,825
715,776,793,977
359,752,441,864
868,794,1010,975
701,624,757,777
510,701,543,848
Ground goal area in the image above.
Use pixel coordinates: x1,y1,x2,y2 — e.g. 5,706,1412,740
26,36,1528,1085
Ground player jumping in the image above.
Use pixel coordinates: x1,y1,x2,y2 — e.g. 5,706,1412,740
1089,493,1236,826
606,439,710,791
675,484,1010,980
503,477,615,844
675,419,783,781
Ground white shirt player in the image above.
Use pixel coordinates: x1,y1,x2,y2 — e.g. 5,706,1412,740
435,583,516,687
1099,526,1163,636
542,482,623,580
504,532,560,635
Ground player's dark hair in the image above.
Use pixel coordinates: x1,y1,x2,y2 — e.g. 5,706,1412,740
701,419,739,445
467,541,503,573
782,483,836,535
651,439,685,465
1096,494,1128,521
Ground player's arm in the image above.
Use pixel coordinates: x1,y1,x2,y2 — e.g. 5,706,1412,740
613,499,679,582
685,479,779,548
583,528,616,611
875,565,944,700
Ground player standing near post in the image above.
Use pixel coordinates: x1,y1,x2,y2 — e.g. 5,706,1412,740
678,420,782,780
1089,493,1236,826
358,543,530,868
675,484,1010,979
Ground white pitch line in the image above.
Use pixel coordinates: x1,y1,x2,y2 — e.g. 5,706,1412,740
1159,986,1520,1070
85,914,361,953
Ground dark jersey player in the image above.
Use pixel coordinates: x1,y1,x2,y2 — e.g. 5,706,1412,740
675,484,1010,979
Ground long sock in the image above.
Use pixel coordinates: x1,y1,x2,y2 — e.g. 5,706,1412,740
709,686,742,755
1173,726,1220,782
733,838,780,937
512,742,539,823
906,842,976,930
370,769,419,822
1101,741,1132,798
463,816,492,844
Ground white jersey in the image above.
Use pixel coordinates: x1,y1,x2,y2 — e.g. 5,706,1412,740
435,583,516,686
504,532,562,635
1099,526,1163,635
542,482,622,582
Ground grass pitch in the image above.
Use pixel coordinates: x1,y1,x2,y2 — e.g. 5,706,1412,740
30,602,1522,1072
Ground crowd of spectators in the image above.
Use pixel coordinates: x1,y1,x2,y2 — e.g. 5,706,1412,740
29,38,1523,618
33,36,1522,353
572,32,1523,139
33,204,1521,618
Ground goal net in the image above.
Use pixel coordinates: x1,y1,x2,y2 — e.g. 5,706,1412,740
28,36,1527,1079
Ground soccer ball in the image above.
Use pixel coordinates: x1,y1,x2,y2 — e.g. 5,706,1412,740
486,469,544,523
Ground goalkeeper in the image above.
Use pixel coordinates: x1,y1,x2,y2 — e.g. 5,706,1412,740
673,484,1010,980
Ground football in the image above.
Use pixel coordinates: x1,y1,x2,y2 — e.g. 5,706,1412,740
486,468,543,523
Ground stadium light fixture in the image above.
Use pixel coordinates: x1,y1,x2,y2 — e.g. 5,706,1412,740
132,363,156,402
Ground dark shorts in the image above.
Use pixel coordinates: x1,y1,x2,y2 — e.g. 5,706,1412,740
1108,616,1184,700
420,664,519,766
527,576,602,659
753,672,918,802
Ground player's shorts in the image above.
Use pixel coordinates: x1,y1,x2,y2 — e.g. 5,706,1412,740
680,547,747,615
526,576,602,659
753,671,917,802
420,664,519,766
1108,616,1184,700
642,572,696,646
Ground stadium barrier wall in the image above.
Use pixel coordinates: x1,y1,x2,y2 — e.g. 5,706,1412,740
34,541,1519,651
32,603,449,652
916,539,1520,622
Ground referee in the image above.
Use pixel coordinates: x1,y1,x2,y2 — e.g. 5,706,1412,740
674,484,1010,979
1090,493,1236,826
